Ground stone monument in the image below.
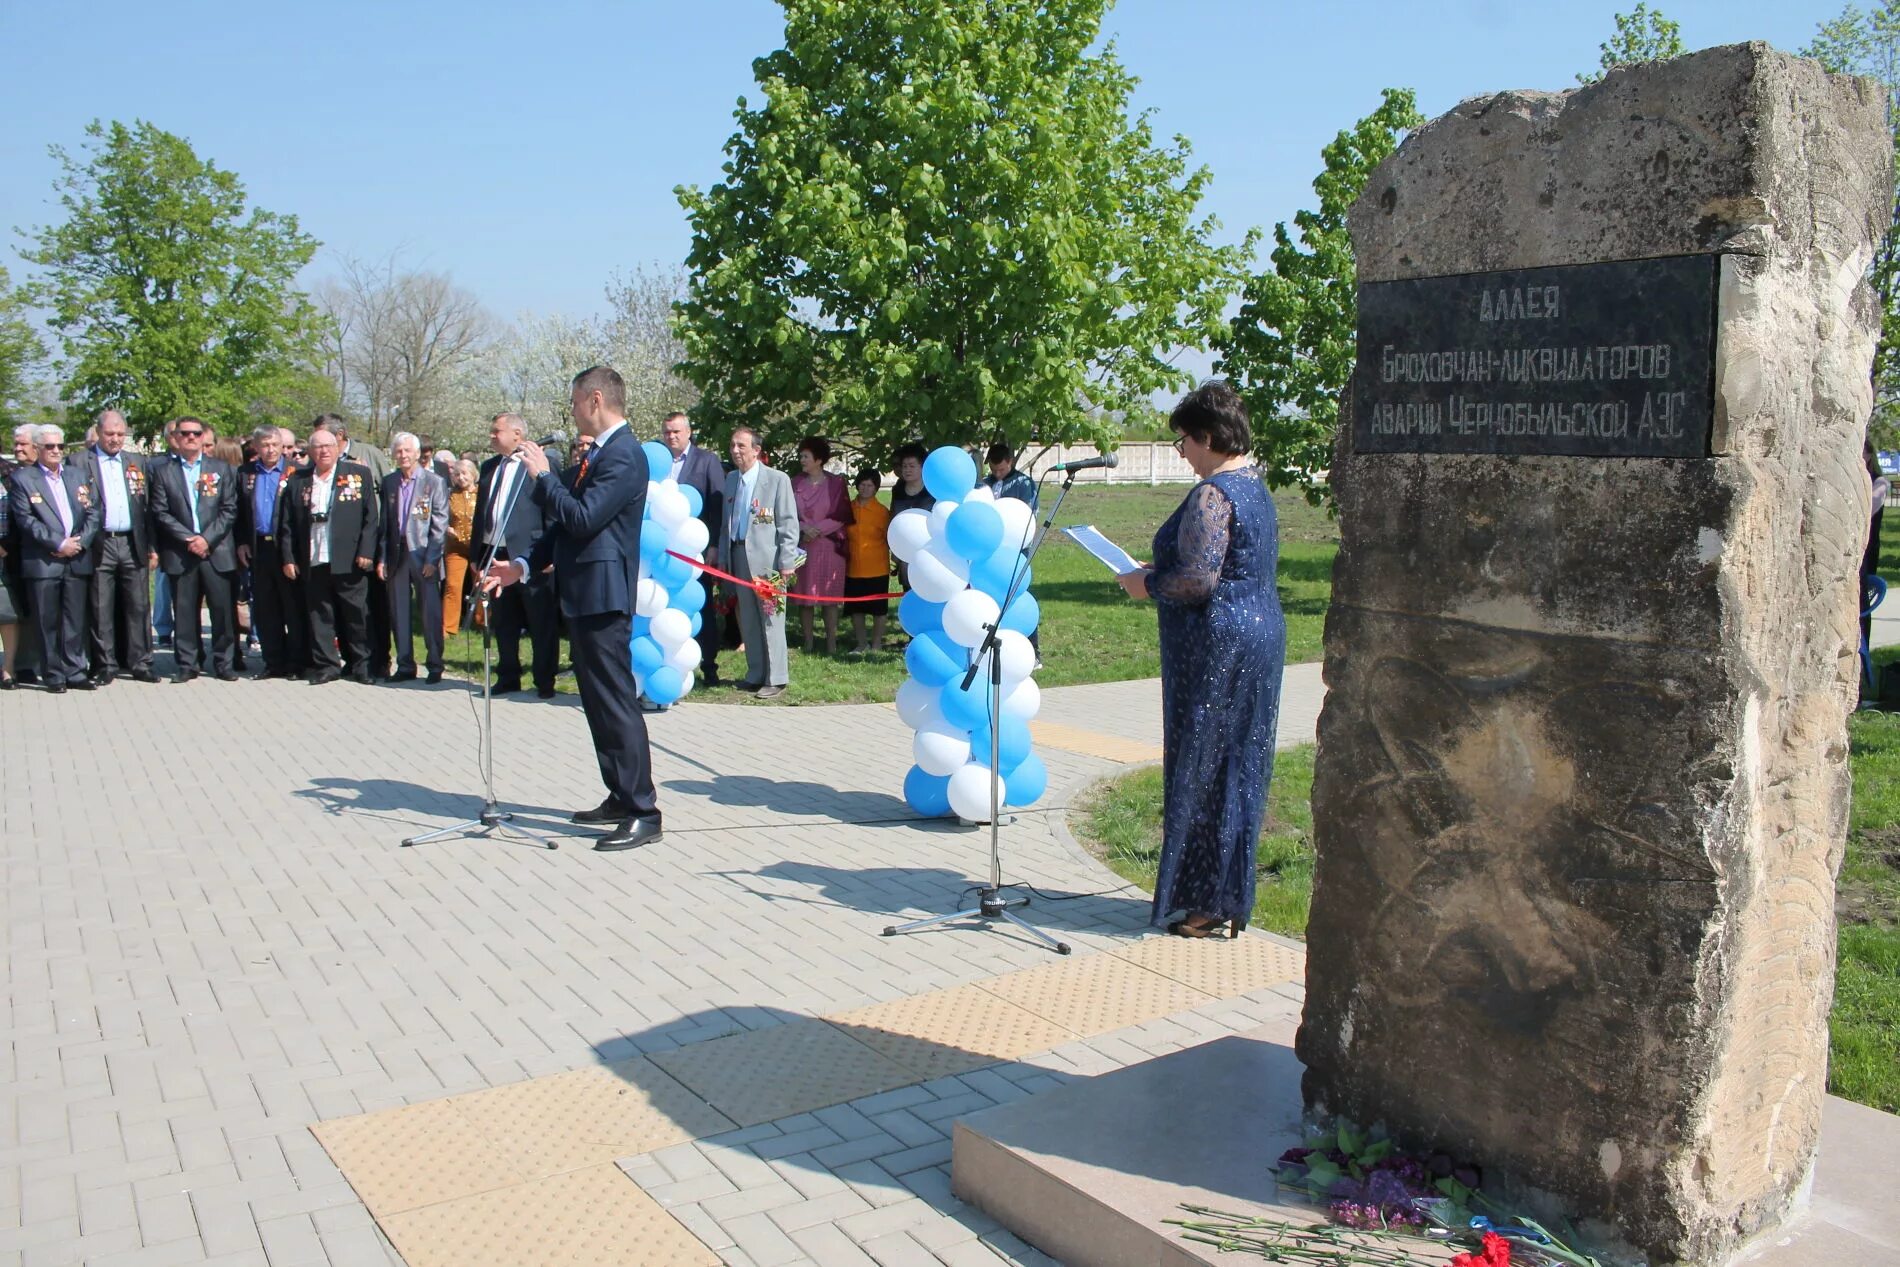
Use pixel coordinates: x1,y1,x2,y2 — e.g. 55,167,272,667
1298,44,1890,1264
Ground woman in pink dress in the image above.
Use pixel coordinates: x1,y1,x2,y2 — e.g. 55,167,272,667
791,435,853,655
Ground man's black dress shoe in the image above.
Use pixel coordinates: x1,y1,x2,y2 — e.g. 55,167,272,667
91,671,115,685
173,670,198,684
132,670,161,683
426,669,443,684
595,817,663,851
16,670,39,685
537,686,556,699
389,668,418,682
309,668,342,685
70,679,96,691
46,683,67,694
493,678,522,694
572,798,629,825
351,672,372,684
214,671,239,682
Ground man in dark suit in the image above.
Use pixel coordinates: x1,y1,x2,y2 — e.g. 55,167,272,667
238,424,304,678
84,409,159,683
659,410,725,687
150,415,240,682
484,366,662,851
472,411,559,698
377,431,450,683
9,425,99,692
324,416,393,678
277,426,380,684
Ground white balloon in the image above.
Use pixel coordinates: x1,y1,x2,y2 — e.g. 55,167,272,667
674,671,695,700
948,761,999,822
1000,676,1041,721
963,484,995,504
942,589,1001,649
888,509,934,563
671,516,710,558
635,578,669,617
907,548,969,603
991,495,1034,551
665,638,701,673
928,499,959,541
650,607,692,648
913,721,972,776
895,678,941,729
650,481,689,531
976,629,1035,685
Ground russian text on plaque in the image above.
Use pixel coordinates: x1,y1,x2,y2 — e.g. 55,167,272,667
1352,254,1719,458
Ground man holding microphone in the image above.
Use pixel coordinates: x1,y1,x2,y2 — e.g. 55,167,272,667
483,366,662,851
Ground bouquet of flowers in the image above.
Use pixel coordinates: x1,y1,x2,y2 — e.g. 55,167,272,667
754,548,808,617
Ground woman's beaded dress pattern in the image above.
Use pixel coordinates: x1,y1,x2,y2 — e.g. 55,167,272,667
1147,467,1287,926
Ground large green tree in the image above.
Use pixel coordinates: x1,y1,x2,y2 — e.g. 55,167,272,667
0,265,46,427
1578,4,1687,84
1806,3,1900,449
1214,89,1423,505
674,0,1253,459
22,120,328,439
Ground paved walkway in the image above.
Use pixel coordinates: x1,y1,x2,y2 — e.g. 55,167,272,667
2,612,1889,1267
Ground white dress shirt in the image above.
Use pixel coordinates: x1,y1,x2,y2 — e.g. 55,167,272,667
310,469,336,566
94,449,133,533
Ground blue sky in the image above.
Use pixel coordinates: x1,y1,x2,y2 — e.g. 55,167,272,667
0,0,1851,326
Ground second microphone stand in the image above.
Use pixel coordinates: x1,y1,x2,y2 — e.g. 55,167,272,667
882,467,1082,955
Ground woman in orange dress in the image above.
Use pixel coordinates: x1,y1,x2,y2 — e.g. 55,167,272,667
843,466,892,654
442,458,479,636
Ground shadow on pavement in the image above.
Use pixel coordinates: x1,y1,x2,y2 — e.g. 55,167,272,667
663,773,914,825
296,775,579,836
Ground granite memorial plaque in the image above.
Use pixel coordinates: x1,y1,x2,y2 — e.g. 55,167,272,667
1352,253,1718,457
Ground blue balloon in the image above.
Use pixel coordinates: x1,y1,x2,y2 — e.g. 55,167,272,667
669,579,707,613
944,501,1003,561
1004,752,1049,807
632,614,652,639
680,483,704,516
641,441,673,482
923,446,978,502
904,765,953,817
688,612,703,637
904,630,963,687
654,552,693,589
645,664,686,706
972,716,1032,773
939,674,990,731
971,550,1028,603
630,635,665,677
640,531,667,563
999,591,1040,636
898,591,944,635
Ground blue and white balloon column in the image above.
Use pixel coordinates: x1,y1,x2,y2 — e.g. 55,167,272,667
891,446,1047,821
629,441,709,707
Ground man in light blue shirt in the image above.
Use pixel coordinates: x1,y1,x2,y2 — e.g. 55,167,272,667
84,409,158,682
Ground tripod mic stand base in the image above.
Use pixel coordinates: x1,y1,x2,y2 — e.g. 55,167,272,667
882,888,1071,955
402,800,560,849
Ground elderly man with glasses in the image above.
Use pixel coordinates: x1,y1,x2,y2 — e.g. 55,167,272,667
151,416,241,682
7,426,100,692
84,409,160,684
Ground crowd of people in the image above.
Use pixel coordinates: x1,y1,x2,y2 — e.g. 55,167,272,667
0,408,1039,699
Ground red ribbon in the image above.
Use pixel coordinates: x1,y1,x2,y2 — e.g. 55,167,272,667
665,550,899,606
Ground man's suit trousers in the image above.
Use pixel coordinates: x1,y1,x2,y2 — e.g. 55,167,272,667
569,609,659,817
727,542,787,687
250,537,307,672
173,560,235,675
88,534,151,675
387,556,443,673
28,572,89,686
305,568,370,678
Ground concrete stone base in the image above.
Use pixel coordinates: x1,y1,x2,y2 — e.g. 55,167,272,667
950,1025,1900,1267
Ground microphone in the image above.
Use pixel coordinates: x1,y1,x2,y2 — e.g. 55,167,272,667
1047,452,1119,473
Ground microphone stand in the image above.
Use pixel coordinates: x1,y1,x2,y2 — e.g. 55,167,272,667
882,464,1082,955
402,509,556,850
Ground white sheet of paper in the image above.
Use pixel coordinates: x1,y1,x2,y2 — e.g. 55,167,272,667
1062,524,1143,576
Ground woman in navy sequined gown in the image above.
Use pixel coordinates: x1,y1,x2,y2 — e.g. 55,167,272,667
1119,382,1286,937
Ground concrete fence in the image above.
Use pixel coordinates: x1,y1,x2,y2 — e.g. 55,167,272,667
1017,441,1199,484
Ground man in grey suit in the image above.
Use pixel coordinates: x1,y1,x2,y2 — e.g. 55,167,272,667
722,426,800,698
9,425,99,692
83,409,159,683
377,432,450,683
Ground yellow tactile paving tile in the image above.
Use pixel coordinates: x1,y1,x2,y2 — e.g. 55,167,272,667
1108,932,1308,999
380,1163,718,1267
977,946,1214,1035
451,1061,735,1182
1027,719,1164,764
311,1097,526,1219
828,983,1079,1080
650,1018,918,1127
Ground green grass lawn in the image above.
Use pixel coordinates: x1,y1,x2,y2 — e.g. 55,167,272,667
428,482,1338,705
